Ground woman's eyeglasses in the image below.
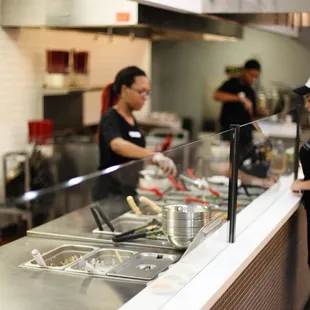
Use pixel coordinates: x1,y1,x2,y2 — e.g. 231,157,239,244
130,87,151,97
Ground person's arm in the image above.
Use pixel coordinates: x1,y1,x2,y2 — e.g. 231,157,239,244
219,162,277,189
110,137,154,159
100,116,176,174
213,80,253,115
213,91,240,103
238,170,278,188
291,180,310,192
110,138,177,175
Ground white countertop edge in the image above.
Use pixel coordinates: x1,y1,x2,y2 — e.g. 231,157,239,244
162,183,301,309
121,176,301,310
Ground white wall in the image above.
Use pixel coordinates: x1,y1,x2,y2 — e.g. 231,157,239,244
0,27,151,203
152,26,310,136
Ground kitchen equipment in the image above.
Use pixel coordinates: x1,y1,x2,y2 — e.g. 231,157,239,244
126,196,142,215
187,168,196,179
92,214,162,236
207,176,242,187
31,249,46,267
79,259,96,273
162,204,213,249
139,196,162,214
185,197,210,205
112,228,163,243
138,187,164,198
112,219,162,243
66,249,136,275
168,175,186,191
24,244,97,270
139,167,171,192
108,252,180,281
180,174,221,197
182,216,223,258
90,204,115,232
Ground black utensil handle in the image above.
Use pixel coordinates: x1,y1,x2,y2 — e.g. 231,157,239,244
90,207,103,231
112,232,147,243
95,205,115,232
242,184,251,197
113,223,149,240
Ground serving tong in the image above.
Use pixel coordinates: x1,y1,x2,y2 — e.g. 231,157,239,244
112,219,162,243
90,203,115,232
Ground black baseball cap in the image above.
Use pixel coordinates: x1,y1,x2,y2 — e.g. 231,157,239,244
293,77,310,96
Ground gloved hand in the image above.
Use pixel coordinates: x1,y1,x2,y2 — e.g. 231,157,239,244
152,153,177,176
195,177,209,190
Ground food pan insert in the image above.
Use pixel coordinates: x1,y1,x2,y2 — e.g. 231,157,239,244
22,244,97,270
107,252,180,281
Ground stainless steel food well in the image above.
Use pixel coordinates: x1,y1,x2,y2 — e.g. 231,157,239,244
107,252,180,281
65,249,137,275
22,244,98,270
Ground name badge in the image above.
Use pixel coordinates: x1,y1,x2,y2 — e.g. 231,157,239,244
129,131,142,138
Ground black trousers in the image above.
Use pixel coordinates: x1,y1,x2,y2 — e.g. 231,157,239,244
305,203,310,268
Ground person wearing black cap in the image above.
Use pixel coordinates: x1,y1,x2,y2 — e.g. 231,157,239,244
94,66,176,200
213,59,261,152
291,77,310,268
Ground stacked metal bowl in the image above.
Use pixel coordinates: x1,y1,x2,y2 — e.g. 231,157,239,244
162,204,210,250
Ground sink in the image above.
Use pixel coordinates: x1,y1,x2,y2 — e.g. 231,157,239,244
21,244,98,270
65,249,137,275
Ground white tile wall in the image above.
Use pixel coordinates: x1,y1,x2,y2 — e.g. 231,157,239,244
0,26,151,203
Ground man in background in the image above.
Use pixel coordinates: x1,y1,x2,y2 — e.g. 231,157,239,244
213,59,261,151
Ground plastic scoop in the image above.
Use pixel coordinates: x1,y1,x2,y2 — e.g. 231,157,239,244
79,259,96,273
31,249,46,267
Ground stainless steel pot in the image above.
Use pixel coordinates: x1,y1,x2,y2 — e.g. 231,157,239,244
162,204,211,250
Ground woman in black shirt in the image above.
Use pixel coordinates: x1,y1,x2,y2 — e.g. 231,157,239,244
291,78,310,267
94,66,176,200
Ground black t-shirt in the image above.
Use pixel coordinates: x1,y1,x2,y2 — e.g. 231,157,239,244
300,139,310,207
218,78,257,129
98,108,146,170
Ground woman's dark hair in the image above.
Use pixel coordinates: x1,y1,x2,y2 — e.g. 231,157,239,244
113,66,146,95
100,66,147,116
244,59,261,72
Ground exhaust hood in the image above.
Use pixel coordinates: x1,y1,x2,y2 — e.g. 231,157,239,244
200,0,310,37
0,0,243,41
212,13,310,28
208,13,310,38
202,0,310,14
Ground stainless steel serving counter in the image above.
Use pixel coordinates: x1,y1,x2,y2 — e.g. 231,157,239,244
27,206,178,251
0,237,147,310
